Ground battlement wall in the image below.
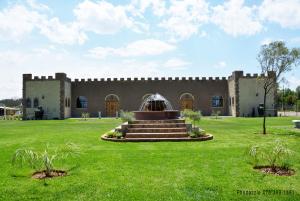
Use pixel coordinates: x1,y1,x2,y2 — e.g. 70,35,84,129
23,73,71,82
228,71,275,80
71,76,228,83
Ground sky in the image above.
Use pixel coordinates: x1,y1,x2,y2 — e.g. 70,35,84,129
0,0,300,99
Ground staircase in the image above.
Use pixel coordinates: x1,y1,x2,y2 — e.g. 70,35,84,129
125,119,189,141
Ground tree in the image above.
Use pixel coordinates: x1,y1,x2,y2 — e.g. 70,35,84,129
296,86,300,99
257,41,300,134
182,109,202,128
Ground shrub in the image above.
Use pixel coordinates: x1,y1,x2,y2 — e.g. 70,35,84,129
211,110,221,119
248,139,293,170
81,112,90,120
188,129,206,138
182,109,202,128
115,132,123,139
12,143,80,178
106,130,123,139
120,110,134,123
106,131,116,138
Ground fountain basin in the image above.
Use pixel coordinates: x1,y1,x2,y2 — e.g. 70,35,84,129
134,110,180,120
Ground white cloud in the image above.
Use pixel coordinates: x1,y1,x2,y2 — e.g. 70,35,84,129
74,0,147,34
129,0,166,17
163,58,190,70
37,18,87,45
0,5,40,42
159,0,209,41
0,48,169,98
290,37,300,44
211,0,262,36
26,0,50,11
287,76,300,89
88,39,176,59
214,61,227,69
0,4,86,44
260,0,300,29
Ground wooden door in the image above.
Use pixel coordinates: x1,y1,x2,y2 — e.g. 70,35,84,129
180,99,193,110
106,101,119,117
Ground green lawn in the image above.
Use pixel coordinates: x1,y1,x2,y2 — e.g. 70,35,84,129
0,117,299,201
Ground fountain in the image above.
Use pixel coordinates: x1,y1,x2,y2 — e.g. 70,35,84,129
101,93,213,142
134,93,180,120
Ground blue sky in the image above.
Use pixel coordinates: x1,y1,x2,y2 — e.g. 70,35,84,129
0,0,300,98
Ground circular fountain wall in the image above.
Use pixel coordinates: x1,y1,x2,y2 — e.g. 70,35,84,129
134,93,180,120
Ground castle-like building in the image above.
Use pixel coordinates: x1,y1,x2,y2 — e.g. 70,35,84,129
22,71,276,120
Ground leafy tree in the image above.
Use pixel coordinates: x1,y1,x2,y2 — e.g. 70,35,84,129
257,41,300,134
296,86,300,99
0,98,22,107
182,109,202,128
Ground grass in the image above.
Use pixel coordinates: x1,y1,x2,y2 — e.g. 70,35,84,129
0,117,299,201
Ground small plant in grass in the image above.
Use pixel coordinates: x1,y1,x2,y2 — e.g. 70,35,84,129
81,112,90,120
106,130,123,139
188,129,206,138
211,110,221,119
182,109,202,128
106,131,116,138
12,143,80,179
115,131,123,139
248,139,294,175
120,110,135,123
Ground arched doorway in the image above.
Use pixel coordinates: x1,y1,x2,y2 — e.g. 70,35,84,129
105,94,120,117
180,93,194,110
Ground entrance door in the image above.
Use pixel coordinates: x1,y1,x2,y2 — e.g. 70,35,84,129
180,99,193,110
106,101,119,117
179,93,194,111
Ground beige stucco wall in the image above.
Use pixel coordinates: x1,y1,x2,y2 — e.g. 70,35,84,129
238,78,275,117
64,81,71,118
227,79,236,116
25,80,60,119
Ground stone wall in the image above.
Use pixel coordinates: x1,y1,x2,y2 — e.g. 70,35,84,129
64,81,71,118
24,79,60,119
71,77,229,117
238,75,276,117
23,73,71,120
23,71,277,119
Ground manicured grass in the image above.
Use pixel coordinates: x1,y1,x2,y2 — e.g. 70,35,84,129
0,117,299,201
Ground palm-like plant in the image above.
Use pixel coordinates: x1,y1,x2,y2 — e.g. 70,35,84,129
248,139,292,170
12,143,80,178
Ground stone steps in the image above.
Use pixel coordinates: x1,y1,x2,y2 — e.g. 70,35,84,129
125,132,188,138
128,123,186,128
127,127,187,133
131,119,185,124
124,118,190,140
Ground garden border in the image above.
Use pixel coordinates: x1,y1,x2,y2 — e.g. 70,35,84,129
101,133,213,142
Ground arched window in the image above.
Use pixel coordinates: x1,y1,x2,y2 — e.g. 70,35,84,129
65,97,68,107
76,96,88,108
26,98,32,108
179,93,194,110
33,98,39,108
212,96,223,107
68,98,71,107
